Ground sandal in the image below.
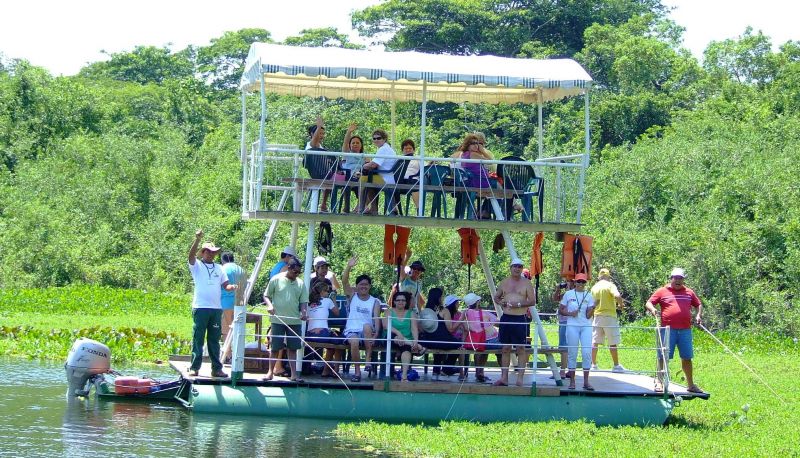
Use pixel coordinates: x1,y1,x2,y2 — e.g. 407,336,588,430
291,378,305,383
687,385,704,394
654,380,664,392
492,380,508,387
350,374,361,382
568,382,576,390
583,384,595,391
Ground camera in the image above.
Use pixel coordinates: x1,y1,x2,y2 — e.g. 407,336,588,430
559,282,567,289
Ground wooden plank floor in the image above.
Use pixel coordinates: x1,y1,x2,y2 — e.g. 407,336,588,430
168,358,706,398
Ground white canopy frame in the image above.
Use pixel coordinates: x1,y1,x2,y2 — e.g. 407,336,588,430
232,43,593,383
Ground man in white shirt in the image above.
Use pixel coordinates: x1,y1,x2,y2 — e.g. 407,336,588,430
188,229,237,378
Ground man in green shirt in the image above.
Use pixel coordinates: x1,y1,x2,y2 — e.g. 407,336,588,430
263,258,309,382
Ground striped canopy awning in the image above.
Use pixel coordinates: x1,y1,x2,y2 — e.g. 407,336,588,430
240,43,592,104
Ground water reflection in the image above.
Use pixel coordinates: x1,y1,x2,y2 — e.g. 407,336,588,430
0,358,380,458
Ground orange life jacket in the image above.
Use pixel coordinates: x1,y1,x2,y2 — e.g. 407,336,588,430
560,233,593,280
457,228,480,265
383,225,411,265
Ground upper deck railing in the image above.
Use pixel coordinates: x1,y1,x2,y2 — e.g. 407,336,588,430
241,143,587,232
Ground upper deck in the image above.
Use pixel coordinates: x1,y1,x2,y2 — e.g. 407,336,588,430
242,145,587,233
238,43,593,233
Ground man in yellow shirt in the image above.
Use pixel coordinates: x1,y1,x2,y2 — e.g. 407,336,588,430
590,268,626,373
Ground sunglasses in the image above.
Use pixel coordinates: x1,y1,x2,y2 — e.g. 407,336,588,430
372,136,383,140
576,280,587,284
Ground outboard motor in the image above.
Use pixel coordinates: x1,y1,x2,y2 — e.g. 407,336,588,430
65,338,111,396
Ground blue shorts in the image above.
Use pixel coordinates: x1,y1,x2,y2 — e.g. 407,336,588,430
485,336,502,350
658,328,693,360
558,322,567,350
306,328,341,345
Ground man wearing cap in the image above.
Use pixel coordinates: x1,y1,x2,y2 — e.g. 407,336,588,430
270,246,297,279
590,268,626,373
310,256,342,293
263,258,309,382
399,249,427,313
645,267,704,393
187,229,237,378
493,257,536,386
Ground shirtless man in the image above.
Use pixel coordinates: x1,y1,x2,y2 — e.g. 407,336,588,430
493,257,537,386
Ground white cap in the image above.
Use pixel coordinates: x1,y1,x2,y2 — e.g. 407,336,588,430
313,256,329,267
281,246,296,257
670,267,686,278
444,294,461,307
463,293,481,307
511,257,524,267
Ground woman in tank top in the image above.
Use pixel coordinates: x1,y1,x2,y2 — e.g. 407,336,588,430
383,291,425,382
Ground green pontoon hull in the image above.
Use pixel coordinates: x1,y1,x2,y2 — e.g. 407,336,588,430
183,383,674,426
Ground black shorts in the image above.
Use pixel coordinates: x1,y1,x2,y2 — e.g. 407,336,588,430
498,314,528,346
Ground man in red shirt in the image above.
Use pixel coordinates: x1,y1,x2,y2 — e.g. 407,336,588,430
645,268,704,393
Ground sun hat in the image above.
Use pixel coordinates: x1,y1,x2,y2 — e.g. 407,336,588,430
313,256,329,268
463,293,481,307
444,294,461,307
670,267,686,278
574,273,588,282
281,246,296,257
510,257,524,267
199,242,221,253
599,268,611,278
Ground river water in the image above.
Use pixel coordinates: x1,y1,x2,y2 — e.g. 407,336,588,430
0,358,381,458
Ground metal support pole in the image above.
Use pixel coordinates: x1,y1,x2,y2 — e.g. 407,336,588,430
297,189,320,373
576,86,591,224
477,238,501,317
385,311,393,378
241,90,249,213
417,81,428,217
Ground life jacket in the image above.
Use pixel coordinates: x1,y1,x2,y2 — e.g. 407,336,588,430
530,232,544,304
383,225,411,265
457,228,480,265
560,233,593,280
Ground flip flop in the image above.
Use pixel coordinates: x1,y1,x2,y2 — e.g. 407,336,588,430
583,385,595,391
291,378,305,383
492,380,508,387
654,381,664,392
687,385,705,394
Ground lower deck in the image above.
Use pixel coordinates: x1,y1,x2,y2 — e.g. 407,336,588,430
169,357,709,400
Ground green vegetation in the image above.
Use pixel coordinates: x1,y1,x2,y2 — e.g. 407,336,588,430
0,286,192,363
337,332,800,457
1,0,798,345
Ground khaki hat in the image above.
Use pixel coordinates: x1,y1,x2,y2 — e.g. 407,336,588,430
599,268,611,278
200,242,221,253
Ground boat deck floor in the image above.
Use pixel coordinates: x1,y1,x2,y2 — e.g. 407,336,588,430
168,358,709,400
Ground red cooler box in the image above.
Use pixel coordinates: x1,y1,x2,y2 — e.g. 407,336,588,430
114,376,154,395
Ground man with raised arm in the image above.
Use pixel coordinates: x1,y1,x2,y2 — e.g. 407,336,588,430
341,255,382,382
493,257,537,386
590,268,626,373
398,249,427,314
306,115,331,212
187,229,237,378
263,258,308,383
645,267,704,393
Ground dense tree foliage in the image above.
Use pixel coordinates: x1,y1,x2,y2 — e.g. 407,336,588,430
1,7,799,335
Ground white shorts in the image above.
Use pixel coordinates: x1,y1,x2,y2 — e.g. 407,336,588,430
592,315,621,346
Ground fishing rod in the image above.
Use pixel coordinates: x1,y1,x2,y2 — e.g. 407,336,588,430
697,322,786,405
